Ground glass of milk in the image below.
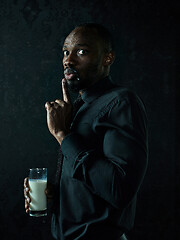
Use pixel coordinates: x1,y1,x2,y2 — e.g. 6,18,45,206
29,168,47,217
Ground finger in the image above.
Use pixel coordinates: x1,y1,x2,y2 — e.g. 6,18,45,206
24,191,31,202
27,196,31,203
25,201,28,210
24,188,30,198
25,199,30,214
25,199,29,208
24,178,29,188
45,189,52,199
24,178,30,196
24,177,29,187
45,188,54,199
45,102,51,110
55,99,65,107
25,191,31,204
62,78,71,104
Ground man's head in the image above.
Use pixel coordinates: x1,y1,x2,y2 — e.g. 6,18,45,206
62,23,115,92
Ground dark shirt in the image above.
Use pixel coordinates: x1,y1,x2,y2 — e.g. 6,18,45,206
51,76,148,240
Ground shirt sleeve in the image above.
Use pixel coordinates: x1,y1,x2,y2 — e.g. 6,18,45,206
61,95,148,210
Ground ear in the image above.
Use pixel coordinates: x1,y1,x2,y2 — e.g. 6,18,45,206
103,51,115,66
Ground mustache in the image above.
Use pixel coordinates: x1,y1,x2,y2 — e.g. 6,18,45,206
64,67,80,81
64,67,78,75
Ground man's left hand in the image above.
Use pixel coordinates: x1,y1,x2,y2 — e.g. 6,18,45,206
45,78,72,145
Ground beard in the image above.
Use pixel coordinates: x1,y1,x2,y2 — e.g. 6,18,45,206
66,66,101,93
66,77,83,93
64,55,102,93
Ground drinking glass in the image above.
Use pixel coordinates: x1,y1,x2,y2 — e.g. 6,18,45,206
29,168,47,217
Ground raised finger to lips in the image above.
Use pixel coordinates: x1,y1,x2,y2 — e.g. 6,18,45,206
62,78,71,104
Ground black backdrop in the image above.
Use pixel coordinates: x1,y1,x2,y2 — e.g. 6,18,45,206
0,0,179,240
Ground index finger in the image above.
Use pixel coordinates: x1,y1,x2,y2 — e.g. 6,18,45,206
62,78,71,104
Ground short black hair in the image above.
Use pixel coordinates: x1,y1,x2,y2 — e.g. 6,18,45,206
74,23,115,53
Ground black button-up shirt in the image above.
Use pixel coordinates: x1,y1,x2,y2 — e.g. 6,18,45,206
51,76,148,240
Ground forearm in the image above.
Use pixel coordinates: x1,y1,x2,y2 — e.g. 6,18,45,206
61,132,148,209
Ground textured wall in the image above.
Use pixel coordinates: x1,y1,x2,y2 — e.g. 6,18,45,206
0,0,179,239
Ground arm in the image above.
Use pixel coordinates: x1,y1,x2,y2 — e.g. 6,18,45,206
61,96,148,209
24,79,72,214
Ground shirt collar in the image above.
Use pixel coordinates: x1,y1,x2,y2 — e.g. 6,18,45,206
81,76,115,104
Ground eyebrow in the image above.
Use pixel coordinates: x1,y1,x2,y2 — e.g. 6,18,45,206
62,43,90,49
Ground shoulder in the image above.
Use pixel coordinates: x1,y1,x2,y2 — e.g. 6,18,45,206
99,84,143,107
95,84,147,120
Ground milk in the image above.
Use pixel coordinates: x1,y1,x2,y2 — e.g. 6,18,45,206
29,179,47,211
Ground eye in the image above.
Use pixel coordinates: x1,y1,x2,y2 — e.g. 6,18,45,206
63,50,69,57
77,49,87,55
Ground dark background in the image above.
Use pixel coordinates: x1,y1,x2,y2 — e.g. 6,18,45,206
0,0,179,239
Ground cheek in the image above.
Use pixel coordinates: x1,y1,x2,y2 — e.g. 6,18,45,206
62,58,66,67
82,58,101,71
80,64,98,77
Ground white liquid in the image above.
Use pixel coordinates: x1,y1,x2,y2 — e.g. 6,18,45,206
29,179,47,211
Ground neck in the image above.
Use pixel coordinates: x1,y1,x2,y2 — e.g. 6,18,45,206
79,74,109,96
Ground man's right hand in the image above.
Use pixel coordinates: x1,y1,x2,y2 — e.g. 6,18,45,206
24,178,56,214
24,177,30,214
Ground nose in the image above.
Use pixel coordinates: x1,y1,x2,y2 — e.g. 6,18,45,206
64,52,76,68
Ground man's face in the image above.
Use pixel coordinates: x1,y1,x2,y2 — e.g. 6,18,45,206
62,27,107,92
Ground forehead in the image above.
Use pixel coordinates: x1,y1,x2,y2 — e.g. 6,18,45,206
63,27,101,48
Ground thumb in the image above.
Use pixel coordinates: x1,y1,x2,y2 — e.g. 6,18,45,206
45,102,51,111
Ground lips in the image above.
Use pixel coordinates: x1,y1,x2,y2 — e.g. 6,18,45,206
64,68,78,81
65,73,76,80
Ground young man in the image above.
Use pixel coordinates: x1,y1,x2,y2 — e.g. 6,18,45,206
24,23,148,240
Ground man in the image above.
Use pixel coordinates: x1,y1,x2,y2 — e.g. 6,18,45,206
24,23,148,240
